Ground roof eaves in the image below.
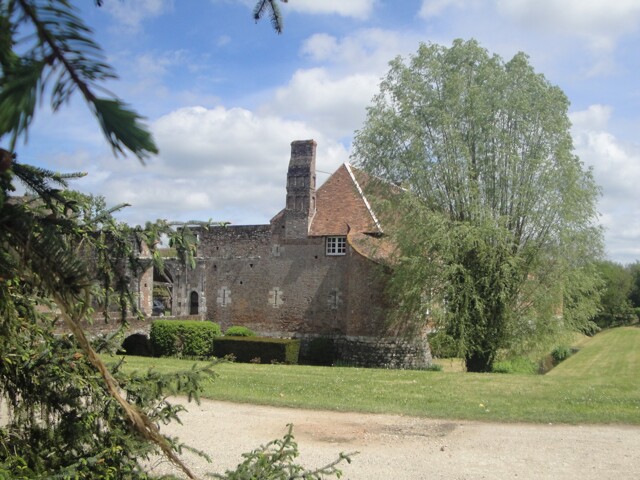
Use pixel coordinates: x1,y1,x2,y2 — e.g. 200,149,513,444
345,162,383,234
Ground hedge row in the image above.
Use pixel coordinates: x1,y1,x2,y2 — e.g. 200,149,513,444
213,337,300,364
150,320,221,358
148,320,299,363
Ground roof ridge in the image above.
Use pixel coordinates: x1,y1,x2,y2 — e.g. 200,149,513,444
345,163,383,234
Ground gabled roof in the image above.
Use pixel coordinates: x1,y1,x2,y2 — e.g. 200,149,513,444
308,163,382,237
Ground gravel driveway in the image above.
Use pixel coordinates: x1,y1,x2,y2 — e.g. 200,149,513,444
150,398,640,479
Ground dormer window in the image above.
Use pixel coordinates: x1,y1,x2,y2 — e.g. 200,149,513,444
326,236,346,256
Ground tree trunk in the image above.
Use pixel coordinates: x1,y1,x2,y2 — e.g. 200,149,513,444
465,351,494,372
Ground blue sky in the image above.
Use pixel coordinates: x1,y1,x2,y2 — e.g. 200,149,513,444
15,0,640,264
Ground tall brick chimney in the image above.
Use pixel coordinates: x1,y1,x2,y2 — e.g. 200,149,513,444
284,139,316,239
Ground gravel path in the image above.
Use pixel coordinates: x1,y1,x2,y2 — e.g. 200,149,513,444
149,398,640,479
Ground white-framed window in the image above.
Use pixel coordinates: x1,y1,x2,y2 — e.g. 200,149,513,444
326,236,346,256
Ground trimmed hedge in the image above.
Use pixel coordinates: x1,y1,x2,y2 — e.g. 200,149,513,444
150,320,221,358
224,325,256,337
213,337,300,364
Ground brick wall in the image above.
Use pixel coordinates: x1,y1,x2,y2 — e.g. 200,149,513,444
171,223,391,339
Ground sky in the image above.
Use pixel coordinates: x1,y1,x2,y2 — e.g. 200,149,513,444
14,0,640,264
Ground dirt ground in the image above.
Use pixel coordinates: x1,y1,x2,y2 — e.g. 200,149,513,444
149,399,640,480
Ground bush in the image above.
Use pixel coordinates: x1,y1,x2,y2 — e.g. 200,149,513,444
213,337,300,364
225,326,256,337
551,345,572,364
120,333,153,357
150,320,221,358
427,330,459,358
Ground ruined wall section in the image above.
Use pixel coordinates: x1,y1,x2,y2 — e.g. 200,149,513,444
159,234,390,339
165,220,388,338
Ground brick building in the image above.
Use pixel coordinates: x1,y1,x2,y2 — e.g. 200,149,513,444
141,140,431,368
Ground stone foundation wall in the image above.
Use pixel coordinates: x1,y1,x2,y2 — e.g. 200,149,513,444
298,334,432,369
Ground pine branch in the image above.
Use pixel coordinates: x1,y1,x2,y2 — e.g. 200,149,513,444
6,0,158,161
53,292,200,480
253,0,286,34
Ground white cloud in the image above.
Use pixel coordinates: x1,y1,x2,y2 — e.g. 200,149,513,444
496,0,640,53
571,104,612,132
263,68,379,138
570,105,640,263
283,0,376,20
66,106,348,226
301,29,415,73
301,34,339,62
101,0,172,29
288,29,428,139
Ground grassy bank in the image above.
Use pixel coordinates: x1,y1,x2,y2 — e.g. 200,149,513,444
111,327,640,425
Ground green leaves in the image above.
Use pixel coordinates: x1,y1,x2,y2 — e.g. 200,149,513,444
93,98,158,161
0,59,44,149
213,424,354,480
354,39,603,371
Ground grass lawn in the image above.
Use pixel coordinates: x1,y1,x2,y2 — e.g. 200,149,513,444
111,327,640,425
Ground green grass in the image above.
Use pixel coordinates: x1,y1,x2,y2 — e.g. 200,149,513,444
112,327,640,425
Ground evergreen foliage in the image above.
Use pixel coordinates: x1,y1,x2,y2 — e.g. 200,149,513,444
212,425,354,480
1,1,351,478
353,39,604,372
253,0,287,34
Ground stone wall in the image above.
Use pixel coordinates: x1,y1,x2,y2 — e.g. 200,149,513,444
334,336,432,369
54,316,154,338
297,334,432,369
161,222,391,340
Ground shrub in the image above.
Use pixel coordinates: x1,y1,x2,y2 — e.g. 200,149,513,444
551,345,572,364
213,337,300,364
225,326,256,337
120,333,153,357
150,320,221,358
427,330,459,358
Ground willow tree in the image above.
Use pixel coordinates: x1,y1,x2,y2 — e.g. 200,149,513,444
352,39,603,372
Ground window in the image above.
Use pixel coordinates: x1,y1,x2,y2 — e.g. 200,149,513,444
326,236,346,256
189,291,199,315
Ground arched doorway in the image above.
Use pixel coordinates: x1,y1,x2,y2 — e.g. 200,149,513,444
190,291,199,315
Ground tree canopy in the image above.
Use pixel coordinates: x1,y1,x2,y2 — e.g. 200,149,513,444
593,260,639,329
353,39,604,372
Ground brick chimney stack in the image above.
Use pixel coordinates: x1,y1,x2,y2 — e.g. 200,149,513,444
284,139,317,239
